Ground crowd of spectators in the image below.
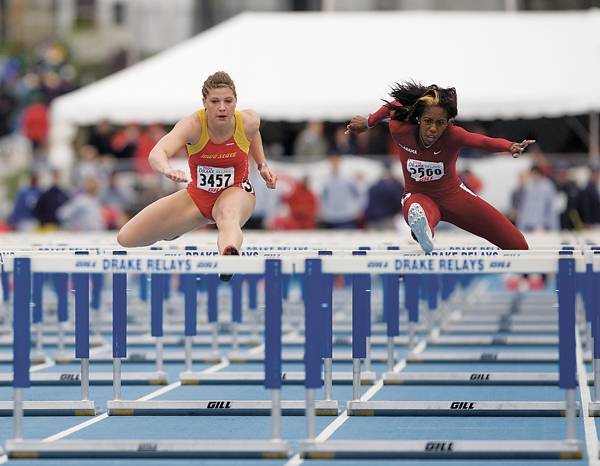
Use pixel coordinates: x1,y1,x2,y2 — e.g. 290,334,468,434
2,44,600,235
509,153,600,233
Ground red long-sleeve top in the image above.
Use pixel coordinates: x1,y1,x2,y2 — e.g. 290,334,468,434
368,103,513,195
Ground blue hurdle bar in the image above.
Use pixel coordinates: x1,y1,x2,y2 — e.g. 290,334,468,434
318,251,334,401
264,259,283,438
557,251,577,440
112,250,127,400
13,257,31,440
52,272,69,357
150,272,165,376
304,258,323,439
74,251,91,401
31,272,44,361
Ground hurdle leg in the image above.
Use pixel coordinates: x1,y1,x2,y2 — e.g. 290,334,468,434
566,388,577,441
211,323,219,357
58,321,66,359
306,388,316,440
408,322,416,351
81,358,90,401
586,322,592,354
387,337,394,372
352,358,361,400
184,337,193,372
155,337,164,376
13,388,23,440
323,357,333,401
272,389,281,440
113,358,122,400
33,322,44,361
232,324,239,353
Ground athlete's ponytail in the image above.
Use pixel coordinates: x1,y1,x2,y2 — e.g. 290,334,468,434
387,81,457,123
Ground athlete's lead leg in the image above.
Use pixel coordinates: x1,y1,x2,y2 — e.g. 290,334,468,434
212,187,256,253
117,189,209,247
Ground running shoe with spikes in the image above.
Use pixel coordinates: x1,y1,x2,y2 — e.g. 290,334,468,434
219,245,239,282
407,203,434,253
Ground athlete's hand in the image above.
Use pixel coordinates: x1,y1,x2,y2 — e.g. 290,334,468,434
260,165,277,189
509,140,536,158
163,168,189,183
345,115,368,134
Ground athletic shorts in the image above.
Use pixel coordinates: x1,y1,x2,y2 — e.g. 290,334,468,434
186,179,255,221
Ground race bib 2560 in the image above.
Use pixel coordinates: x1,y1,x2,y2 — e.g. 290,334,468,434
406,159,444,182
197,166,234,193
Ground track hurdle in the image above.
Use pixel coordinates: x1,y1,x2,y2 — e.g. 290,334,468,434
5,253,290,459
0,257,97,417
300,251,583,460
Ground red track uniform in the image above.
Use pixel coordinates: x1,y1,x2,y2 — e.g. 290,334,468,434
368,104,528,249
186,109,255,221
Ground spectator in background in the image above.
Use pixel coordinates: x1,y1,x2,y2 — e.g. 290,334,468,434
330,125,354,156
459,167,483,194
516,164,559,232
554,166,582,230
73,144,109,190
21,94,49,150
111,123,140,160
8,172,41,231
58,176,104,231
293,121,328,160
320,155,361,228
33,169,70,229
279,175,318,229
364,161,404,230
88,119,114,156
0,84,17,137
100,171,135,229
508,171,527,225
579,167,600,227
135,124,166,175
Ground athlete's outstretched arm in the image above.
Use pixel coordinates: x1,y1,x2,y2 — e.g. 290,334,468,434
453,125,535,158
148,115,198,182
244,110,277,189
346,100,399,134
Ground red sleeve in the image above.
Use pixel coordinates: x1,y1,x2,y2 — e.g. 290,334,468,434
449,125,513,153
367,100,401,127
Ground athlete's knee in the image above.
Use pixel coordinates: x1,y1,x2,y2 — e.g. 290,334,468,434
116,225,140,248
214,205,240,224
116,228,132,247
502,232,529,250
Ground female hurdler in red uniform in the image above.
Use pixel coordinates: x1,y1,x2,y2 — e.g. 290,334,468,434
118,71,277,277
346,82,533,252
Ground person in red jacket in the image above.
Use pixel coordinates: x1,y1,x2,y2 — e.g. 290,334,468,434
346,81,533,252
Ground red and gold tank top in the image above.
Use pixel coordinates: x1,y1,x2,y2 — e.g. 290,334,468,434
186,109,250,194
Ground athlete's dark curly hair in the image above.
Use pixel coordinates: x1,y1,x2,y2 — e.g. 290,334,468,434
386,81,457,124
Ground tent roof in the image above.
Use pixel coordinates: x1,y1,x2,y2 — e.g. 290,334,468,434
52,10,600,125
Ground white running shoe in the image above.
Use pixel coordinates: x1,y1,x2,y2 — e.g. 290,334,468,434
407,203,434,253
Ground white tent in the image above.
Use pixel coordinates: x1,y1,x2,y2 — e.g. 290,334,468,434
50,10,600,166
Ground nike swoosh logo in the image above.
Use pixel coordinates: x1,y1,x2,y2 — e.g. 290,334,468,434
226,143,235,146
434,150,441,155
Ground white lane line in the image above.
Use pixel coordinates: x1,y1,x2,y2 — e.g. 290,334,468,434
284,332,433,466
315,337,428,443
40,357,230,443
136,381,181,402
42,413,109,443
576,332,600,465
